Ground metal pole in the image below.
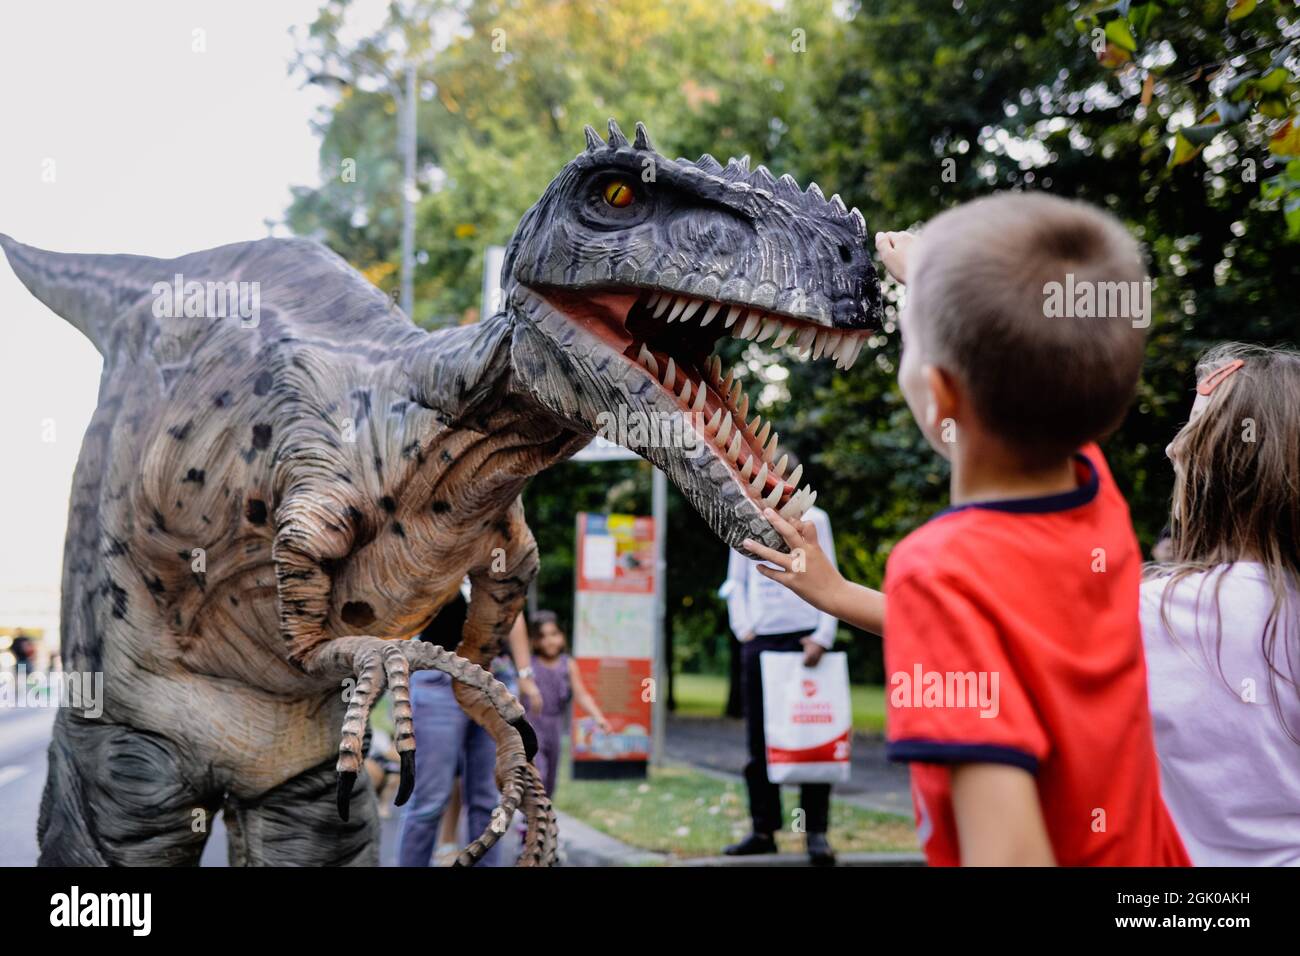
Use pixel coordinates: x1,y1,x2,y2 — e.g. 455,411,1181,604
651,467,668,764
400,65,416,318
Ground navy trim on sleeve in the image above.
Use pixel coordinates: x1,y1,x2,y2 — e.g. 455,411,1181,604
887,738,1040,775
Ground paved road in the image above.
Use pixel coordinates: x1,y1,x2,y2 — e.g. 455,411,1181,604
664,714,913,815
0,705,55,866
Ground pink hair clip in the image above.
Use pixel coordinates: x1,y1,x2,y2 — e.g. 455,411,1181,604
1196,359,1244,396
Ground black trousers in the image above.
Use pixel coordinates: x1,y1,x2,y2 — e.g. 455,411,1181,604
740,631,831,835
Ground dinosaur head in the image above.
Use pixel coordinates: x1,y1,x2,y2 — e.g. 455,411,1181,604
502,119,882,551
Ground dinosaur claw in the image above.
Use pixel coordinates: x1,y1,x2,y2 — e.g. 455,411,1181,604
510,715,539,762
394,751,415,807
336,770,357,821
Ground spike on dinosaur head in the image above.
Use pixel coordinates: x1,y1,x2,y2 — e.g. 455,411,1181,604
501,120,882,552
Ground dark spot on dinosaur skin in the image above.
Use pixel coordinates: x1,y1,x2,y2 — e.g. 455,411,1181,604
440,449,454,463
104,537,129,557
183,468,206,485
334,471,354,485
341,601,376,628
168,421,193,441
253,371,274,396
379,496,396,513
106,580,128,619
392,522,406,538
213,390,232,408
345,506,363,524
401,440,424,464
251,424,272,450
431,500,451,514
152,509,167,532
292,356,308,371
495,521,513,541
230,595,240,607
351,389,372,422
146,576,165,596
175,500,184,510
390,400,409,415
319,557,338,577
374,456,383,472
245,499,268,525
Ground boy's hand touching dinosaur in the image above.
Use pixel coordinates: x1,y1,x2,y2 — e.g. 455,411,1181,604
743,509,886,637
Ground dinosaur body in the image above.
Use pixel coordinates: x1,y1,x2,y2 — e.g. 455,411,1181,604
3,121,879,866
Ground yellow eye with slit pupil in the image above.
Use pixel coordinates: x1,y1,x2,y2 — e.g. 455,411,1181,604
603,180,634,208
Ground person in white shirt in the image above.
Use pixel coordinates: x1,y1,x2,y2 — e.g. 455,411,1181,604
720,477,839,865
1142,343,1300,866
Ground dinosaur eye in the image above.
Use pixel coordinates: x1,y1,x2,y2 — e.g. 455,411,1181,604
602,179,635,208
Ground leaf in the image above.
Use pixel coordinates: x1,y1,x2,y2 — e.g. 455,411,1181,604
1285,196,1300,238
1128,1,1162,38
1227,0,1256,23
1105,17,1138,53
1169,130,1203,166
1270,118,1300,158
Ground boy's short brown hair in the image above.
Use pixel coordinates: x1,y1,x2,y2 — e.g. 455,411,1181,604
908,193,1149,466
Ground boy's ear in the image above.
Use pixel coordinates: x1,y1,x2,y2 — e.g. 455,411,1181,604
923,364,963,432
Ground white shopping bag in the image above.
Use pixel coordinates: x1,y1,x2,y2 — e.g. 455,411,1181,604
760,651,852,784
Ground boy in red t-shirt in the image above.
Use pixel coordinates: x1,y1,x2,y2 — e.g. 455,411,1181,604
743,193,1188,866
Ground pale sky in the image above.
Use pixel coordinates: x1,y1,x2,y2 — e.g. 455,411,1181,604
0,1,391,620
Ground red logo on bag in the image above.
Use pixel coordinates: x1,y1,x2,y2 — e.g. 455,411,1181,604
802,679,817,698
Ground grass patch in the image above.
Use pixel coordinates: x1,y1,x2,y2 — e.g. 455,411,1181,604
673,672,888,733
552,758,916,858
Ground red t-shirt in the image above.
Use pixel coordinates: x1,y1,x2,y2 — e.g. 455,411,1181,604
883,444,1189,866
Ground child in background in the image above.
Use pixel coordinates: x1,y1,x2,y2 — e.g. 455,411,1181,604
744,193,1188,866
1142,343,1300,865
526,610,611,797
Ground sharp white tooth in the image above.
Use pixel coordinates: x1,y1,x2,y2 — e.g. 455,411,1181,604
762,482,783,508
653,296,672,318
797,489,817,518
765,431,780,459
778,495,802,519
813,329,829,360
727,431,743,461
664,357,676,390
739,314,759,339
786,463,803,488
648,293,662,307
749,412,762,433
710,356,723,382
827,331,844,359
717,412,733,445
796,327,816,354
700,302,722,326
722,367,734,394
693,382,707,413
679,377,692,405
638,344,659,377
749,461,768,493
773,323,795,348
756,420,772,448
668,297,690,322
846,336,865,370
740,456,755,481
737,392,749,421
774,454,788,479
757,317,779,343
724,305,742,328
729,379,742,406
706,408,721,433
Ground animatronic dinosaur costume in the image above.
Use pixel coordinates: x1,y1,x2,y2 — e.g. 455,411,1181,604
1,120,880,867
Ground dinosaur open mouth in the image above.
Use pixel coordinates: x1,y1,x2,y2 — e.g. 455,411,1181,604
526,284,869,523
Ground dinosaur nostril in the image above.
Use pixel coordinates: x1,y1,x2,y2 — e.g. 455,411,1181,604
838,244,852,263
341,601,376,629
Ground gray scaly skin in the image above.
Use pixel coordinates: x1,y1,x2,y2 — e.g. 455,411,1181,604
0,119,879,867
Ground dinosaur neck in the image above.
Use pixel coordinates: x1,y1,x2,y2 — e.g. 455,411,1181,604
400,309,591,507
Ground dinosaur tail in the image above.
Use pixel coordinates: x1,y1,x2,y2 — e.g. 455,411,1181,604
0,233,166,354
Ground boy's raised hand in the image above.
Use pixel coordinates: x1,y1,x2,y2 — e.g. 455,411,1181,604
742,509,844,615
875,230,917,284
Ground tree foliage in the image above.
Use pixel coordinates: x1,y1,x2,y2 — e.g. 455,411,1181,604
287,0,1299,684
